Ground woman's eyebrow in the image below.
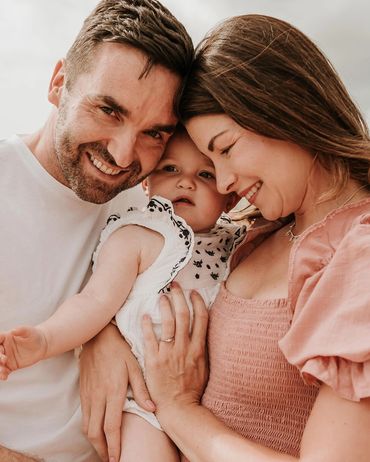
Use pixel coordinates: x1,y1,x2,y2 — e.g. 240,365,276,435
208,130,228,151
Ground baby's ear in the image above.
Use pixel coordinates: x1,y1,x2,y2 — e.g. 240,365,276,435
142,179,149,196
225,192,240,212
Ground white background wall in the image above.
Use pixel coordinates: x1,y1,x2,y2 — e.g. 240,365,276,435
1,0,369,138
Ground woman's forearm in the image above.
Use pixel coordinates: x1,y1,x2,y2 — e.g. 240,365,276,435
158,402,297,462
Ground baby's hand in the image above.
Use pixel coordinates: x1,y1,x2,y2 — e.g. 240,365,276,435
0,326,47,379
0,335,12,380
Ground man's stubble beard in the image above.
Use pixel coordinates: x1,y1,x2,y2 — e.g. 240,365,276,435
54,109,145,204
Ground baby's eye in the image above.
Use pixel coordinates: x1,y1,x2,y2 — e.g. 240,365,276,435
162,165,178,172
199,171,215,180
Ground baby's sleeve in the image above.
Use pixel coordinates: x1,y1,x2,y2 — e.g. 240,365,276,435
279,220,370,401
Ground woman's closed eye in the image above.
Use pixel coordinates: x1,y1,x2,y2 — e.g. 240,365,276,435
220,141,236,156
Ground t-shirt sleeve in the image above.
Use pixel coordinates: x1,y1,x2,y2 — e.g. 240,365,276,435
279,219,370,401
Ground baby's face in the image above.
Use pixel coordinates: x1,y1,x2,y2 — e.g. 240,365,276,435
144,131,234,233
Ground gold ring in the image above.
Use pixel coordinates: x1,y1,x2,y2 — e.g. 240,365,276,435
160,336,175,343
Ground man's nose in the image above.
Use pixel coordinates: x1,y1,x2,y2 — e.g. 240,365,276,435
107,130,136,168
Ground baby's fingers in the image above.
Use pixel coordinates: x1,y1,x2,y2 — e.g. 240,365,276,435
11,325,33,338
0,333,5,349
0,363,11,380
0,350,7,365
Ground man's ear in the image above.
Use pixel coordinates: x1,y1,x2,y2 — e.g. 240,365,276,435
142,179,149,196
225,192,240,212
48,59,66,107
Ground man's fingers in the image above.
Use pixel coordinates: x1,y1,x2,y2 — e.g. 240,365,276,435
85,397,109,462
79,384,92,437
104,397,123,462
127,356,155,412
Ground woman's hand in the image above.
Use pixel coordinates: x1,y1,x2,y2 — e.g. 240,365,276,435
79,323,155,462
142,282,209,414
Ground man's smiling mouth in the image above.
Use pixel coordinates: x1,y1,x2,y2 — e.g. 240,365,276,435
89,153,122,176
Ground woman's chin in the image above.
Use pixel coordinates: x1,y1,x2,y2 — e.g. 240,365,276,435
260,209,281,222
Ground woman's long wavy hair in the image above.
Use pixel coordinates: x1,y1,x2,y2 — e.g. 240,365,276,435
180,15,370,201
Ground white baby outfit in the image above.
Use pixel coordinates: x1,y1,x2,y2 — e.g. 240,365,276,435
93,196,246,429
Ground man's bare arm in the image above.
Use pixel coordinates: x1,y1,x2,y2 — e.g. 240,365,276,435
0,445,44,462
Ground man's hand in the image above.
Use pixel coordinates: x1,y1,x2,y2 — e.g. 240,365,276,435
79,323,154,462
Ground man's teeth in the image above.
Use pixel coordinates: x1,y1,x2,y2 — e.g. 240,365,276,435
90,154,121,176
245,181,262,200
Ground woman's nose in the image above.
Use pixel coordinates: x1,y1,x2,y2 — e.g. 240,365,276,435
216,170,237,194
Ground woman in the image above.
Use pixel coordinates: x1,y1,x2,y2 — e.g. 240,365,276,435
140,14,370,461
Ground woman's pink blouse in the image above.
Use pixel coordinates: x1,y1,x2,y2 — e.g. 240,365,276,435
202,198,370,456
280,198,370,401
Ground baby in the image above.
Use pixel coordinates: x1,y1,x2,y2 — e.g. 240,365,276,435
0,126,246,462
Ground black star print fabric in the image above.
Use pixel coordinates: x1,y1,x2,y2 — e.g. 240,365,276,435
94,196,246,297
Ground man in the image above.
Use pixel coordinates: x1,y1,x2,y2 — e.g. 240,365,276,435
0,0,193,460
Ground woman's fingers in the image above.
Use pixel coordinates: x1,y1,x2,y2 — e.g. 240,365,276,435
142,314,160,354
158,295,175,342
189,290,209,348
169,282,190,344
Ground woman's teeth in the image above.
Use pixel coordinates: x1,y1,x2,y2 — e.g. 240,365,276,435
89,154,121,176
245,181,262,201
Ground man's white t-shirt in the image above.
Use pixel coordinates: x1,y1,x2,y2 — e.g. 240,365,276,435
0,135,143,461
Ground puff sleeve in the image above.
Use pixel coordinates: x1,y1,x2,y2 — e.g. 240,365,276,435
279,214,370,401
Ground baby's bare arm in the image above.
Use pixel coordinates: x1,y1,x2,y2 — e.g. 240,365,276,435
38,225,165,358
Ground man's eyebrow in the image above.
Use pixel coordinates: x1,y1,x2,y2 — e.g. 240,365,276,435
91,95,176,133
208,130,228,152
95,95,129,116
149,124,177,135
